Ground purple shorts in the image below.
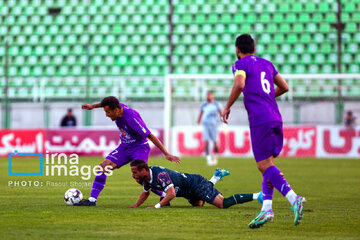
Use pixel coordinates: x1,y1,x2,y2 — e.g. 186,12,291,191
106,143,150,168
250,122,283,162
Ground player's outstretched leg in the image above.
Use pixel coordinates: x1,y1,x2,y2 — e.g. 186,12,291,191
255,191,263,204
211,191,261,209
74,170,107,206
223,191,262,208
75,159,116,206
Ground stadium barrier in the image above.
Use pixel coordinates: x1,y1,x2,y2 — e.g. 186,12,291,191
172,125,360,158
0,126,359,158
0,128,163,157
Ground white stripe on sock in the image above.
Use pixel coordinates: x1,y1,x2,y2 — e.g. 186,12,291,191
232,195,238,204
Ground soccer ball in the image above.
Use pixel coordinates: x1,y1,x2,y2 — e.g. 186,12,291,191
64,188,83,205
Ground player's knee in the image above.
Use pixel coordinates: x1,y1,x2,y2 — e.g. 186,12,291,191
213,196,225,208
257,164,266,173
191,200,203,207
99,162,107,170
257,158,274,173
99,160,116,171
214,201,224,208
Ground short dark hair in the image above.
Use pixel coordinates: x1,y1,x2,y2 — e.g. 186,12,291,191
101,96,121,110
235,34,255,54
130,159,149,171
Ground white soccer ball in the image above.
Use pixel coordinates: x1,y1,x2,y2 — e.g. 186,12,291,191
64,188,83,206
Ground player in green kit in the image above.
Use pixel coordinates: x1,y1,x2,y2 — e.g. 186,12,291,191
128,160,263,209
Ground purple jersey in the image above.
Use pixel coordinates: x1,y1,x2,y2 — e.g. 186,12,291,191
114,103,151,145
232,55,282,127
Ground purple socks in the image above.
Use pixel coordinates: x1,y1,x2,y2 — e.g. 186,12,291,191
262,165,292,200
262,175,274,200
90,171,108,200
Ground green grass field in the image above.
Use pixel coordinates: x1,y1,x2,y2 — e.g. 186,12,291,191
1,156,359,240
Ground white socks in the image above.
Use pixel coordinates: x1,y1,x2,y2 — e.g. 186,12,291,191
261,200,272,212
206,155,218,166
286,190,298,206
253,192,260,200
206,155,212,166
209,176,220,185
259,190,297,212
212,155,218,166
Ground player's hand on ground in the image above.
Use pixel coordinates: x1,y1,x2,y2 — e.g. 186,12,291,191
221,108,231,124
81,104,94,110
165,154,181,163
126,204,138,208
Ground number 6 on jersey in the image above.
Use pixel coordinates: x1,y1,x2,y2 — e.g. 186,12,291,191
261,71,271,94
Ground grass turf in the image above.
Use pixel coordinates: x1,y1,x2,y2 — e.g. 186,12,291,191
1,156,359,240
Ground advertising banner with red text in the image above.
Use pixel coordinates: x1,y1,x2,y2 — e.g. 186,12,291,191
45,128,164,156
1,126,358,158
0,128,164,157
171,125,359,158
0,129,45,156
281,126,316,157
316,126,360,158
45,129,120,156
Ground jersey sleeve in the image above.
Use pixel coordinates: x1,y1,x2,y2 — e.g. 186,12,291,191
126,111,151,138
142,181,151,192
271,62,279,78
157,172,174,192
232,60,247,79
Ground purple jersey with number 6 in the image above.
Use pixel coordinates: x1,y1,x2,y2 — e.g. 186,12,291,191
232,55,282,127
115,103,151,145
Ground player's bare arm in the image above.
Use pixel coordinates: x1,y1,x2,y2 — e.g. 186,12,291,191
147,185,176,209
147,133,180,163
197,111,203,125
274,73,289,98
127,190,150,208
81,102,102,110
222,75,245,124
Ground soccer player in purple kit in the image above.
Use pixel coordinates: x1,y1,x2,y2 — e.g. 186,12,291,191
75,96,180,206
221,34,306,228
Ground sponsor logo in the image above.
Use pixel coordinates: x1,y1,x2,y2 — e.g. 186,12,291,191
8,150,113,180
